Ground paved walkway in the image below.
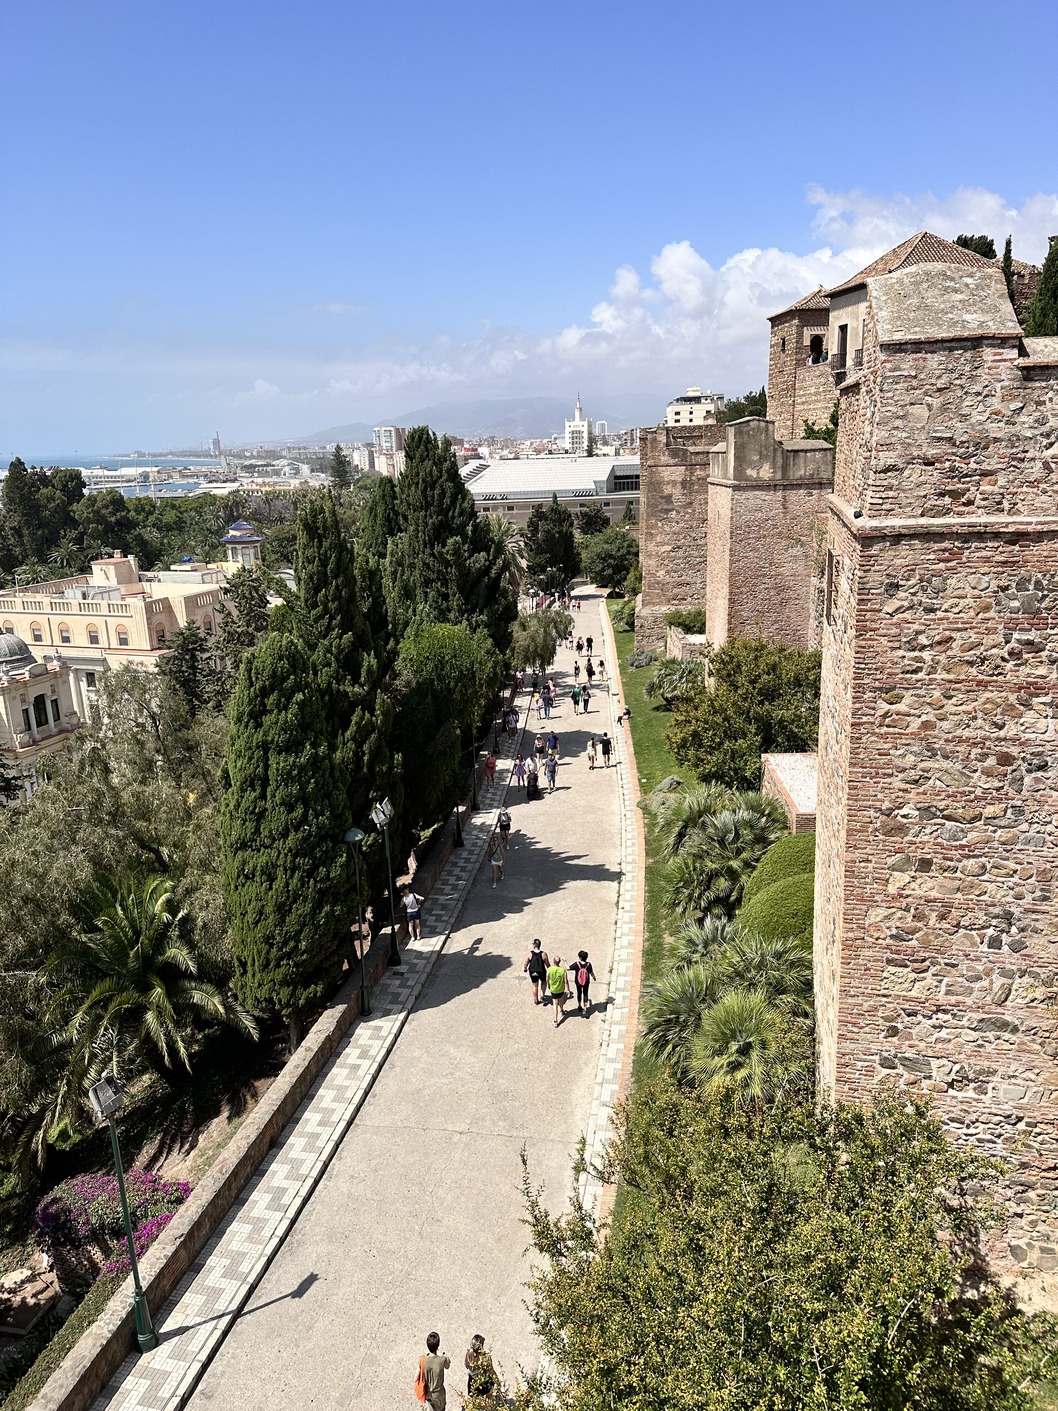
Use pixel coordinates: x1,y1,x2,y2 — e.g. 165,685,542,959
94,593,631,1411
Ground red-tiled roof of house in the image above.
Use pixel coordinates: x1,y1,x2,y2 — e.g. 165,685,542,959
826,231,993,297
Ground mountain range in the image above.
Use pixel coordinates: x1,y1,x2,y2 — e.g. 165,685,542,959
290,393,666,445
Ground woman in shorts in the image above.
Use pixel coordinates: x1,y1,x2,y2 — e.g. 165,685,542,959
569,950,597,1014
523,938,550,1005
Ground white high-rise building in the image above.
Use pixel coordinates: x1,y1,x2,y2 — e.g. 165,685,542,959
595,420,608,436
665,387,725,427
373,426,406,454
564,396,591,454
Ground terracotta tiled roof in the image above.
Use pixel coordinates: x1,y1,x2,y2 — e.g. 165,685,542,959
826,231,993,297
768,286,830,320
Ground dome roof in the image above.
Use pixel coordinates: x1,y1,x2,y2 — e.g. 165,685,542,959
0,632,36,671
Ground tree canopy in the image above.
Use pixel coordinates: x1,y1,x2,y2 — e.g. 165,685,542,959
718,387,767,422
1024,237,1058,337
523,493,579,594
578,524,639,593
955,232,997,259
328,443,352,489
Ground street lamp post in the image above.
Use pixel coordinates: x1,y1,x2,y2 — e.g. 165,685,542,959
87,1075,158,1353
343,826,372,1016
370,798,401,968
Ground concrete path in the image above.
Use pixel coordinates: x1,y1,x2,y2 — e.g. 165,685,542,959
93,593,626,1411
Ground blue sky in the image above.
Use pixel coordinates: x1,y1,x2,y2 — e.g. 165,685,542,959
2,0,1056,452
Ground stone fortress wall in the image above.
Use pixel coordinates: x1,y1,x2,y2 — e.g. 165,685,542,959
813,263,1058,1279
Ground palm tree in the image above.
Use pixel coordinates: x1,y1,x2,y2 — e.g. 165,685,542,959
689,989,812,1106
663,803,786,921
649,783,731,859
640,962,720,1079
47,875,257,1080
710,931,814,1016
669,915,741,969
484,515,527,596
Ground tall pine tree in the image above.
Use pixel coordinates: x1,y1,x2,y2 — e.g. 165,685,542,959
386,426,516,652
524,493,580,593
295,490,399,901
221,633,351,1049
328,443,352,489
359,475,399,560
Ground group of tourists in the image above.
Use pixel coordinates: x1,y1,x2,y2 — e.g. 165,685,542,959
415,1330,497,1409
523,937,597,1028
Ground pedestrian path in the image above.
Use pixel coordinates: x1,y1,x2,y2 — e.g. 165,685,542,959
92,591,635,1411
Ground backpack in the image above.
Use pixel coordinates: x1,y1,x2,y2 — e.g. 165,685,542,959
499,810,511,829
577,962,589,987
414,1357,427,1402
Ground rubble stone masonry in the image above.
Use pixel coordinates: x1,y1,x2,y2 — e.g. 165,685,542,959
637,424,718,649
815,263,1058,1282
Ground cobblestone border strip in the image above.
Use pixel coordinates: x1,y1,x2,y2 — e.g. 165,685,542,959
30,716,530,1411
578,595,647,1225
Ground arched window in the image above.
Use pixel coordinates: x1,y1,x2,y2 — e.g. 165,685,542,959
58,623,72,645
809,333,825,364
116,628,129,647
155,625,166,645
30,622,43,643
87,624,100,645
2,621,13,633
202,616,213,635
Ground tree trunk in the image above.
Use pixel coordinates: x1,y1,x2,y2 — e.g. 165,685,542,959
288,1013,303,1054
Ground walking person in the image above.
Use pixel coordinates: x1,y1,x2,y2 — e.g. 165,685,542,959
597,658,606,680
587,736,597,770
484,750,497,787
506,707,518,740
403,886,425,940
419,1332,451,1410
546,728,559,757
526,755,540,800
489,834,504,887
575,636,584,655
571,683,581,712
600,732,612,767
581,686,591,714
535,693,545,720
465,1335,497,1401
573,659,580,682
543,691,552,719
547,954,570,1026
513,752,527,790
544,753,558,793
570,950,597,1014
497,806,512,854
585,634,593,655
585,659,595,685
523,937,550,1005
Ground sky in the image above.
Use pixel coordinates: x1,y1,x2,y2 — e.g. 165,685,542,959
2,0,1056,454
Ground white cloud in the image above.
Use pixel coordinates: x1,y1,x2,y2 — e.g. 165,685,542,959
3,186,1055,445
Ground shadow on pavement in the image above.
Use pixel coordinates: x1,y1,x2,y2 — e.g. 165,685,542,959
413,944,514,1011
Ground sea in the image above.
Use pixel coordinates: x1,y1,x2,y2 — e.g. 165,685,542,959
5,455,228,499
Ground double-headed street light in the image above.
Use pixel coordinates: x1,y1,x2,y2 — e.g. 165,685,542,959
343,826,372,1017
370,797,401,968
87,1074,158,1353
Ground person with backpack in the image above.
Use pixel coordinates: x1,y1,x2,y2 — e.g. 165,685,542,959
497,807,512,854
585,659,595,685
570,950,597,1015
571,683,581,712
523,937,550,1005
547,954,570,1026
581,686,591,714
600,732,612,767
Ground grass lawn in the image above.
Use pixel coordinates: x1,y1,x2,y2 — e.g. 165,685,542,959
608,604,684,1090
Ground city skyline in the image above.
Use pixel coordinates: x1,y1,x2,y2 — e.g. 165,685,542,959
2,0,1056,451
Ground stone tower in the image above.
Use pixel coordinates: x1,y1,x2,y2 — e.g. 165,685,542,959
767,287,834,439
814,260,1058,1277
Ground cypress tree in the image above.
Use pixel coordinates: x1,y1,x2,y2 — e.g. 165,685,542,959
221,633,350,1049
328,443,352,489
387,426,516,653
295,491,400,899
1024,237,1058,337
1001,235,1016,308
359,475,399,561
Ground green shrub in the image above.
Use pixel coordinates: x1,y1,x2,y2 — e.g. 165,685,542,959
624,564,643,597
742,832,816,904
1,1273,123,1407
613,597,636,632
737,873,814,946
665,607,708,634
628,647,656,669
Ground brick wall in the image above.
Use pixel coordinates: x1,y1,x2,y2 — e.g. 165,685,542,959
705,420,833,651
769,309,834,438
815,263,1058,1282
637,424,718,649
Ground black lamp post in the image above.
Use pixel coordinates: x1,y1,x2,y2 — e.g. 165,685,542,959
343,826,371,1016
88,1074,158,1353
370,798,401,968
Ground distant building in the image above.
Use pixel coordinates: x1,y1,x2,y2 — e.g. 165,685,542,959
665,387,725,427
595,420,608,437
375,450,405,479
564,397,591,455
220,520,264,569
210,432,222,457
353,445,376,474
373,426,406,455
469,454,639,528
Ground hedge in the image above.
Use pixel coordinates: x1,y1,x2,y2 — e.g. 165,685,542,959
737,873,814,947
742,832,815,904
